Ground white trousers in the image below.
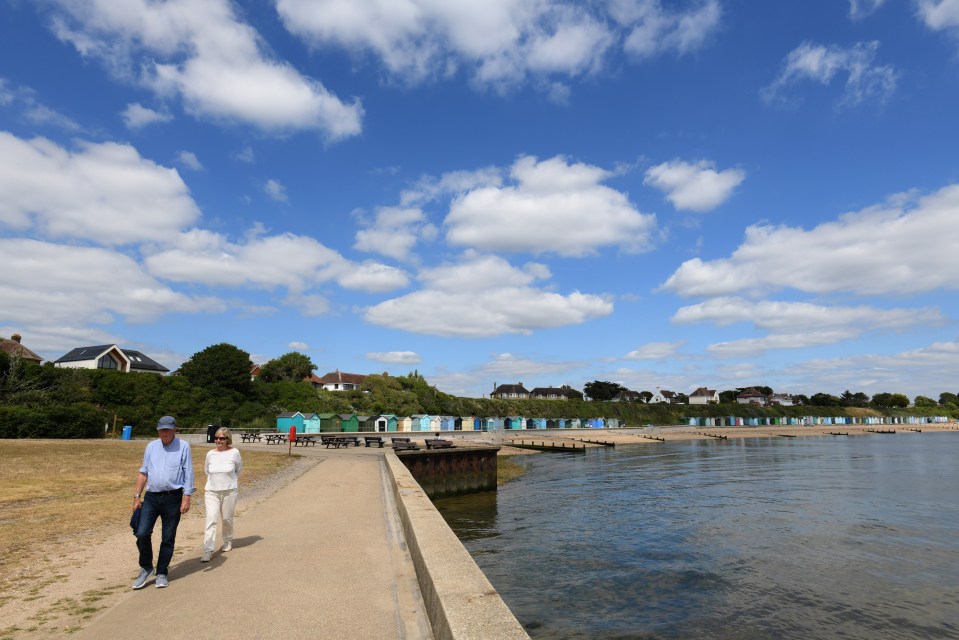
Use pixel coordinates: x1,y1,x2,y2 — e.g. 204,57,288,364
204,488,238,552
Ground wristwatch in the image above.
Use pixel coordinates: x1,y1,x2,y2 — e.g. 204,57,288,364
134,494,141,499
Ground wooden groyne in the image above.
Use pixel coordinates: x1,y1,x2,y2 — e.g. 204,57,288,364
507,440,585,453
576,439,616,447
697,432,727,440
866,428,896,434
638,435,665,442
778,434,797,438
827,432,849,436
904,428,922,432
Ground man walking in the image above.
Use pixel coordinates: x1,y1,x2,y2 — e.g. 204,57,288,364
131,415,195,589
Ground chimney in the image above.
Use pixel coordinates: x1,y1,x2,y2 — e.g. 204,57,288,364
12,333,22,343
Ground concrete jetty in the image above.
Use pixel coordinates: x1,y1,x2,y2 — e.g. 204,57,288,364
75,445,528,640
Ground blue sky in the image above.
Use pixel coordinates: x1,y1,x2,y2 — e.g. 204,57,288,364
2,0,959,400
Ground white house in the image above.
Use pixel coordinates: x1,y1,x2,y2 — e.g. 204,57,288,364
736,388,768,405
310,369,367,391
688,387,720,405
650,388,682,404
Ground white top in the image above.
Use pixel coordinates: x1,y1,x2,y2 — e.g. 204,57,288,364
204,447,243,491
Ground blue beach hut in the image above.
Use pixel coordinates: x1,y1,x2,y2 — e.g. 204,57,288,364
276,411,304,432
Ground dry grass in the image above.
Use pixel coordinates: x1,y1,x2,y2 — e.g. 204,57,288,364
0,439,295,596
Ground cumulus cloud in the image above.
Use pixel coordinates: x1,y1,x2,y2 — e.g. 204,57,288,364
610,0,722,58
353,206,437,260
47,0,362,139
367,351,422,365
122,102,173,129
176,150,203,171
445,155,655,256
337,262,410,293
364,254,613,337
0,132,199,244
288,341,309,350
0,238,225,329
917,0,959,33
275,0,718,92
848,0,886,20
644,159,744,212
264,178,289,202
762,41,898,108
0,79,81,131
662,184,959,297
625,341,686,360
674,297,942,357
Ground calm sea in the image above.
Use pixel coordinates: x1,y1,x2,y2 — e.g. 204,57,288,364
434,432,959,639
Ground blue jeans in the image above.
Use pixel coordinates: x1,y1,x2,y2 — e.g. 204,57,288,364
136,492,182,576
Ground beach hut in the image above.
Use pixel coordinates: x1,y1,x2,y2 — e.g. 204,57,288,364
480,417,502,430
396,416,412,432
440,416,455,431
357,415,376,432
607,418,622,428
318,413,338,432
530,418,547,429
503,416,522,430
410,415,431,432
303,413,321,433
338,413,359,432
374,414,397,432
454,416,472,431
276,411,305,432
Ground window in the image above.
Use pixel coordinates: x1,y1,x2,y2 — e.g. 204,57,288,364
98,354,118,370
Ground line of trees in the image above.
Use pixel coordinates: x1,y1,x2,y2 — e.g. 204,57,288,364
2,343,957,439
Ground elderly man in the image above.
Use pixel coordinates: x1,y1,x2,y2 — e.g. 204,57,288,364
131,415,196,589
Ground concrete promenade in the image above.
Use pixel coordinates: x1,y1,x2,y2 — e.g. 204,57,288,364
75,444,528,640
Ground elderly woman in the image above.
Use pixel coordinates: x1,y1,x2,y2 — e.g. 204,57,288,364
201,427,242,562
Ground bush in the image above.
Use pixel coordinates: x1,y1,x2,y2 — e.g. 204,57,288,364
0,403,106,438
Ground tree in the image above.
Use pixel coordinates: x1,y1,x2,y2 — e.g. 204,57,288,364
258,352,316,383
938,392,958,407
719,390,737,404
793,394,810,406
561,385,584,400
914,395,937,408
178,343,252,395
638,390,653,403
840,390,869,407
810,392,840,406
583,380,626,401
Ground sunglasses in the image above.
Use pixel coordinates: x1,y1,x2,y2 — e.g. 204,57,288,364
214,437,227,441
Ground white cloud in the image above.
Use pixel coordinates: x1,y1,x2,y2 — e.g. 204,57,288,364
353,206,436,260
234,146,255,163
364,255,613,337
445,155,655,256
0,79,81,131
275,0,718,93
0,238,225,331
762,41,898,108
918,0,959,32
611,0,722,59
848,0,886,20
429,352,586,397
48,0,362,139
625,341,686,360
288,341,310,350
644,159,745,212
264,178,289,202
367,351,422,364
674,297,943,357
122,102,173,129
336,262,410,293
0,132,199,244
285,293,330,317
661,183,959,297
176,150,203,171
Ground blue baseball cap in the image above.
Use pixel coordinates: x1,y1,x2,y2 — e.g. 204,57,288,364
156,416,177,430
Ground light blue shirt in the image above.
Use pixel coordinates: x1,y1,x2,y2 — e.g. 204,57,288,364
139,437,196,495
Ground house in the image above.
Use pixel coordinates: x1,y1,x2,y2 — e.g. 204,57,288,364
250,364,261,381
313,369,367,391
736,388,769,405
649,388,681,404
54,344,169,374
688,387,720,405
491,382,530,399
768,393,795,406
0,334,42,364
529,386,569,400
612,390,642,402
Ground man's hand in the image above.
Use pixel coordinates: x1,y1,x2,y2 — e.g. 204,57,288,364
180,495,191,514
132,496,141,512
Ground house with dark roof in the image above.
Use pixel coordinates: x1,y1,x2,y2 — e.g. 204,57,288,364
54,344,169,374
736,388,769,405
529,386,570,400
650,388,682,404
0,334,42,364
311,369,367,391
612,390,643,402
490,382,530,399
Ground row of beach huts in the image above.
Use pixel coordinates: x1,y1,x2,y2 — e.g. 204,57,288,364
686,415,953,427
277,411,954,433
276,411,623,433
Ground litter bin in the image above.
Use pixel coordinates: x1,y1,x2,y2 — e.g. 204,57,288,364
206,424,218,443
121,425,132,440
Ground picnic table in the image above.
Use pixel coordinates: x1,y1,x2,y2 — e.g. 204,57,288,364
239,432,262,443
293,435,317,447
263,433,286,445
321,435,352,449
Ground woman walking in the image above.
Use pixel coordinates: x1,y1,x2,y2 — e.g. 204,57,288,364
202,427,242,562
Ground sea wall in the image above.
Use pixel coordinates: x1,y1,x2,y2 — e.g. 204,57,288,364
394,446,499,498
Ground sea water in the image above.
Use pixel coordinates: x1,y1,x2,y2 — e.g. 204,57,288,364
434,432,959,639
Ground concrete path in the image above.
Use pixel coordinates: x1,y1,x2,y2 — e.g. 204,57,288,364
76,451,433,639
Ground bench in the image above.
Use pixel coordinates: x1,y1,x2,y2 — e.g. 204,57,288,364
425,439,455,450
263,434,286,445
293,435,317,447
364,436,384,448
321,436,351,449
392,441,420,452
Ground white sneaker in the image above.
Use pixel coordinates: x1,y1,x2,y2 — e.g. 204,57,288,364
221,542,232,552
201,551,212,562
155,574,169,588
